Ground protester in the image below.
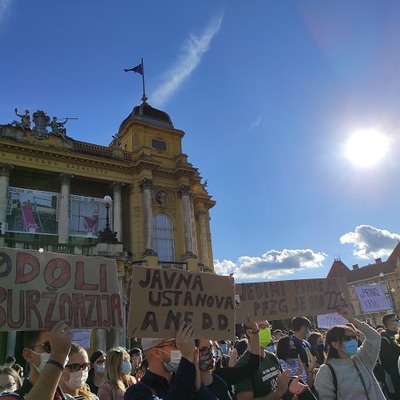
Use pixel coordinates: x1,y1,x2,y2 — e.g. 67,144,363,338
308,332,326,367
97,347,135,400
234,319,308,400
379,312,400,399
0,368,22,395
124,322,217,399
314,308,386,399
60,343,97,400
87,351,106,395
195,316,261,400
291,316,314,370
128,349,142,378
0,320,72,400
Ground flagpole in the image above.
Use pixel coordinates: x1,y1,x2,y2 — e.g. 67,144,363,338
141,58,148,103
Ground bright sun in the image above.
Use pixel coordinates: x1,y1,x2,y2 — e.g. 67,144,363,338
344,129,390,167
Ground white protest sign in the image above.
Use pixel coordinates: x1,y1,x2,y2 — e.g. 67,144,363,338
353,284,391,312
317,312,348,328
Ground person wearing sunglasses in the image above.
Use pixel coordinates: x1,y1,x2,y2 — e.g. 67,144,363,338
59,344,97,400
314,308,386,400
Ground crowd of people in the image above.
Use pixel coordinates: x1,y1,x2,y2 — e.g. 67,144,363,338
1,309,400,399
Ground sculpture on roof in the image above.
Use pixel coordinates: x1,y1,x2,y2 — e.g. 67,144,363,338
49,117,69,137
11,108,31,131
32,110,51,140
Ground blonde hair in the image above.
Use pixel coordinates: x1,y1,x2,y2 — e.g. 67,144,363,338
104,347,135,396
68,343,96,400
0,367,22,389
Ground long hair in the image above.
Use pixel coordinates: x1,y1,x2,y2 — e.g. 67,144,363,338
325,325,355,360
276,336,292,360
88,350,106,382
104,347,133,395
308,332,326,365
0,367,22,389
66,343,96,400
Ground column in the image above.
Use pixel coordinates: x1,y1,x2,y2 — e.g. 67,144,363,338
139,178,156,255
197,210,209,268
179,185,195,257
0,164,13,227
58,174,74,244
112,182,125,242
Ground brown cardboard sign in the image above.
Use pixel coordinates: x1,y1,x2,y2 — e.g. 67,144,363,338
235,277,350,323
0,247,122,331
127,266,236,340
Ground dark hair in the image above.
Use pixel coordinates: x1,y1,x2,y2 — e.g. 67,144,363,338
325,325,355,360
5,356,16,364
89,350,106,364
234,338,248,358
276,336,292,360
129,348,142,357
308,332,323,349
23,331,43,348
382,313,397,328
291,316,311,332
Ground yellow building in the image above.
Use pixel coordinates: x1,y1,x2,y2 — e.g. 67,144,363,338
0,101,215,360
327,242,400,326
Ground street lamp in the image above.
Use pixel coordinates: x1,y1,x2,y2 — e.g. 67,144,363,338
98,195,119,244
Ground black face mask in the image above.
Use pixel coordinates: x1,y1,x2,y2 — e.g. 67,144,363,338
317,344,325,352
288,348,297,359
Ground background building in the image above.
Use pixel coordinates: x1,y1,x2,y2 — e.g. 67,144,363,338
327,243,400,326
0,101,215,361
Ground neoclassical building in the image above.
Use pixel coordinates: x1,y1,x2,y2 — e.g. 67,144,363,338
0,102,215,361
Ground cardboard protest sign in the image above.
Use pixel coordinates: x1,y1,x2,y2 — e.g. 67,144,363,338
127,266,235,340
317,312,348,328
0,247,122,331
353,284,391,312
235,277,350,323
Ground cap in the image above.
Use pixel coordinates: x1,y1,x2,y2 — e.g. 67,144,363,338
141,338,174,351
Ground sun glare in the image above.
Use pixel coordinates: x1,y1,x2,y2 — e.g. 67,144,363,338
345,129,390,167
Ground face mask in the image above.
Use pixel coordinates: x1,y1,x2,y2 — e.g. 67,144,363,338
162,350,181,372
121,360,132,375
288,348,298,358
63,369,89,390
317,344,325,352
31,350,51,373
259,328,272,348
199,348,215,371
343,339,358,356
219,343,228,354
95,363,105,374
267,345,275,353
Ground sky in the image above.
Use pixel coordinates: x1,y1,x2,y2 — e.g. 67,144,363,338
2,0,400,283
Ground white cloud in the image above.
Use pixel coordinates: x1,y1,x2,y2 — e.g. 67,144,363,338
340,224,400,259
152,14,223,107
214,248,326,282
0,0,12,25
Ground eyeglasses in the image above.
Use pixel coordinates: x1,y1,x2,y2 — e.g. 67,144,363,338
30,341,51,353
65,363,91,372
342,335,357,342
0,382,16,391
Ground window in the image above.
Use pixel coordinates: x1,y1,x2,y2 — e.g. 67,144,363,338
152,213,174,261
152,139,167,151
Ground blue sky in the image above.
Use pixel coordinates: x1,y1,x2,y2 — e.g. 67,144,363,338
2,0,400,282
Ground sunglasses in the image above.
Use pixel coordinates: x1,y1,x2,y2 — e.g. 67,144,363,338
342,335,357,342
65,363,91,372
30,341,51,353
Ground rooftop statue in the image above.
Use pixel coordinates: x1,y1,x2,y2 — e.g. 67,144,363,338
49,117,68,137
11,108,31,131
32,110,50,140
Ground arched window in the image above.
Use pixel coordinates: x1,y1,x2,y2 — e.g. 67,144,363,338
152,213,174,261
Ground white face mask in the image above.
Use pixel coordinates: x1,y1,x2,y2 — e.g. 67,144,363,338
31,350,51,373
162,350,181,372
63,369,89,390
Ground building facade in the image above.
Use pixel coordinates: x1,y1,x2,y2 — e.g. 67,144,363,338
327,243,400,326
0,102,215,361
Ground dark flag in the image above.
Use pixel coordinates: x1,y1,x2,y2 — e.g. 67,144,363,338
124,63,143,75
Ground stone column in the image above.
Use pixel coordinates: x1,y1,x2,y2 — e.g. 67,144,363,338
58,174,74,244
179,185,195,257
197,210,209,268
0,164,13,226
112,182,125,242
139,178,156,255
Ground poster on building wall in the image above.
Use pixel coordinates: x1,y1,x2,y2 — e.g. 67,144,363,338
6,186,59,234
235,277,351,323
353,284,391,312
0,247,122,331
127,266,236,340
69,194,111,237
